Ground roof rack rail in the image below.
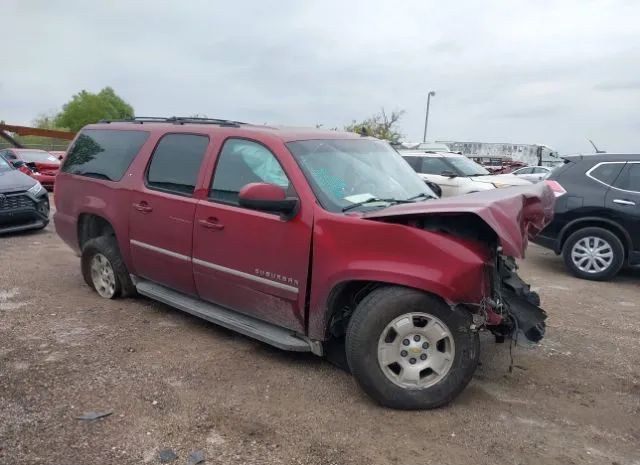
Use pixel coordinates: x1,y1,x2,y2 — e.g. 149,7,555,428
97,116,246,127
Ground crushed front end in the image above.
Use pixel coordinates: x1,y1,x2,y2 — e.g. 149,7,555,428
479,254,547,346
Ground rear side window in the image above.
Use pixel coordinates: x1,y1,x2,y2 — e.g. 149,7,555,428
613,163,640,192
210,138,290,205
146,134,209,196
588,162,624,186
63,129,149,181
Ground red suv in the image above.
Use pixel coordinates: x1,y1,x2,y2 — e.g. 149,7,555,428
54,117,553,409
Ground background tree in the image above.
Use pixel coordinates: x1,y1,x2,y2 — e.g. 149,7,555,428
344,108,405,143
55,87,134,132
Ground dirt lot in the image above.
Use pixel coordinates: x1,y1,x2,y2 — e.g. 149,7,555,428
1,220,639,465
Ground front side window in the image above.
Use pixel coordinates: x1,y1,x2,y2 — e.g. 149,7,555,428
588,162,624,186
287,139,434,213
0,156,12,172
613,163,640,192
515,167,533,174
146,134,209,196
63,129,149,181
210,138,290,205
2,151,17,160
420,157,450,175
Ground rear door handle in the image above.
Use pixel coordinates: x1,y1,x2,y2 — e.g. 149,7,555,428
198,218,225,230
133,201,153,213
613,199,636,206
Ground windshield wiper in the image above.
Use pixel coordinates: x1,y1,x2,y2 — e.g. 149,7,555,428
342,197,412,212
406,192,435,201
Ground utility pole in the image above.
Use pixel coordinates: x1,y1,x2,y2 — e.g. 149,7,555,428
422,91,436,142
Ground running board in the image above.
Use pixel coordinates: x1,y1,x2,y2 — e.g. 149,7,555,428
135,279,312,352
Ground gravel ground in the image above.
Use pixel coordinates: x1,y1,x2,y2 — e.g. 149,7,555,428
1,220,639,465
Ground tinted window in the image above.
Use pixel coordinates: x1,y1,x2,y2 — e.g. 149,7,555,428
532,167,548,174
210,139,290,205
420,157,451,175
589,163,624,186
614,163,640,192
402,156,422,171
63,129,149,181
515,167,533,174
146,134,209,196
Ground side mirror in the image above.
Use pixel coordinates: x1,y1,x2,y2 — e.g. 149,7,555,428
11,160,26,169
440,170,457,178
238,183,299,219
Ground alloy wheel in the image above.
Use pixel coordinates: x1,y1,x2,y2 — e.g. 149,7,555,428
377,312,455,389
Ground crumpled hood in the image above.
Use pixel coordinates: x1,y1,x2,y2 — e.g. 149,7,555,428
363,183,555,258
471,174,532,186
0,169,37,192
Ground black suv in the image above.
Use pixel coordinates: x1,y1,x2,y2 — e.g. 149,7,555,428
0,156,50,234
534,154,640,280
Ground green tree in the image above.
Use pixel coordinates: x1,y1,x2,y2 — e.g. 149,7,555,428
55,87,134,132
344,108,405,143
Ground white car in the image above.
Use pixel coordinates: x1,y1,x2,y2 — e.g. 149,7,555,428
510,166,553,183
401,151,532,197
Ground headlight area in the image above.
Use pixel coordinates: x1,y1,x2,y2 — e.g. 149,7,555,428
28,182,45,196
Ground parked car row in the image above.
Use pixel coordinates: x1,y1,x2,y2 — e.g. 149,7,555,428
0,148,61,190
0,156,50,234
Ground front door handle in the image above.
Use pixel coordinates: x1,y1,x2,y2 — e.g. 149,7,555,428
133,201,153,213
198,217,225,230
613,199,636,206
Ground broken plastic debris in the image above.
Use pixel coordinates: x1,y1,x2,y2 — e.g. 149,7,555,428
76,411,113,421
187,450,205,465
158,449,178,463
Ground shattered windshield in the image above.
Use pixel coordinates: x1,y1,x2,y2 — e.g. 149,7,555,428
287,139,435,212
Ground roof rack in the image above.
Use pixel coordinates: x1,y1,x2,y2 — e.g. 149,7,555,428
98,116,246,128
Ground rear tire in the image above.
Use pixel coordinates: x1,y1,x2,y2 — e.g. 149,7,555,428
345,286,479,410
562,227,624,281
81,236,136,299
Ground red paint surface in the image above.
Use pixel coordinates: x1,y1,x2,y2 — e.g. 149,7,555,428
55,123,553,340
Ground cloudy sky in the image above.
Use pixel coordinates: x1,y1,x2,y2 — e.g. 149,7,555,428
4,0,639,153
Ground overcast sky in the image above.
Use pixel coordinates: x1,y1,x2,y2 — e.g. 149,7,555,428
4,0,639,154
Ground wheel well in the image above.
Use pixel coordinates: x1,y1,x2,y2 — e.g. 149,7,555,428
77,214,116,249
559,219,629,258
325,281,382,339
324,281,449,339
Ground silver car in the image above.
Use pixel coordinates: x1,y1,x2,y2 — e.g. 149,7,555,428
511,166,552,183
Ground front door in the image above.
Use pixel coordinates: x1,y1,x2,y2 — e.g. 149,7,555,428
129,133,210,295
606,161,640,255
192,138,312,333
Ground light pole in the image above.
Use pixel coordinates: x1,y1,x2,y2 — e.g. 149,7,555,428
422,91,436,142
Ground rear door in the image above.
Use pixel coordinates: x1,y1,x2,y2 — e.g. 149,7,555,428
606,162,640,254
129,133,210,295
192,138,312,333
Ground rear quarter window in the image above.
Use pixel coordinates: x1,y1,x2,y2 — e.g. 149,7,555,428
62,129,149,181
587,162,624,186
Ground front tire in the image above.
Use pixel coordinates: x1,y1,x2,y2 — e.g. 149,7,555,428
345,287,479,410
562,227,624,281
81,236,136,299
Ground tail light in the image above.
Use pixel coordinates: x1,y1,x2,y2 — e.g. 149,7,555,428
544,179,566,197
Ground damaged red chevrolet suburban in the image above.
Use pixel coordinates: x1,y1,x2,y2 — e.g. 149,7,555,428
54,117,554,409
